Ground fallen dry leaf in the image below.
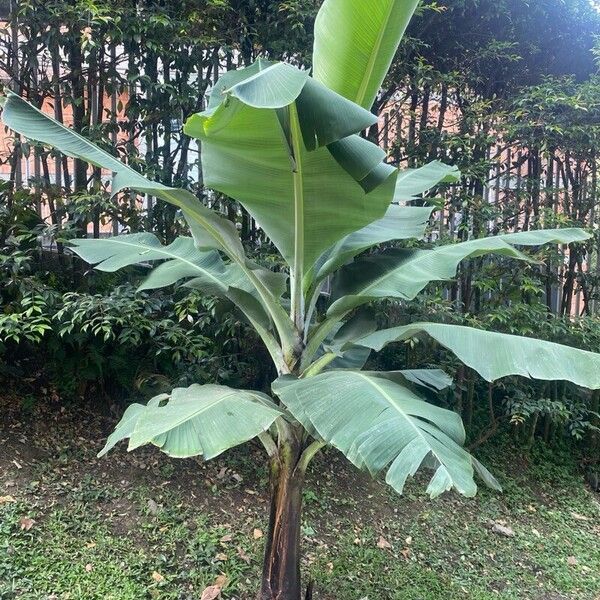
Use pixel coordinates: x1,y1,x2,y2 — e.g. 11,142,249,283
215,552,228,561
200,574,229,600
237,546,251,564
151,571,164,582
377,535,392,549
253,528,263,540
567,556,578,566
571,512,590,522
200,585,221,600
85,563,93,572
491,523,515,537
220,533,233,543
19,517,35,531
400,547,411,559
147,499,159,515
0,495,16,504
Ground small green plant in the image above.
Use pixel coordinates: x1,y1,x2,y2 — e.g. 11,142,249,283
4,1,600,598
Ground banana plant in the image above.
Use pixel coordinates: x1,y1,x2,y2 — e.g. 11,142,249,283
3,1,600,598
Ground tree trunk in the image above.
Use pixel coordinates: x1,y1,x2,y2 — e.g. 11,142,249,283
260,441,305,600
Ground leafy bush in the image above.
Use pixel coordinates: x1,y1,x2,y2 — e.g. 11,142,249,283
0,184,264,402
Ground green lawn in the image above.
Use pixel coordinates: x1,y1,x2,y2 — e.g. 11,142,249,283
1,399,599,599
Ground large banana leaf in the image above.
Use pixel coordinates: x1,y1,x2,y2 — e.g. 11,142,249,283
69,234,284,336
184,61,397,281
328,228,590,317
354,322,600,388
99,384,283,459
0,92,297,353
0,93,245,260
312,0,421,109
273,371,481,497
71,234,239,290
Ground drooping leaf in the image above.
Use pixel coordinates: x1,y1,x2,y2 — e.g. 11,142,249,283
472,458,502,492
273,371,481,498
70,234,230,288
69,234,287,297
296,79,379,150
69,234,285,339
225,61,309,109
98,402,150,458
1,93,246,260
327,134,387,184
354,322,600,389
99,384,283,459
328,228,590,317
313,0,421,109
399,369,453,391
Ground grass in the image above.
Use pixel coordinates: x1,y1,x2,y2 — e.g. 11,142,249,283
1,399,599,599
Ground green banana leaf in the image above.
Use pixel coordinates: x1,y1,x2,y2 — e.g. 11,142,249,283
328,228,590,317
354,322,600,388
69,234,287,297
394,161,461,201
273,371,487,497
1,93,246,260
399,369,453,391
305,160,459,291
184,61,397,281
0,92,297,354
99,384,283,459
309,205,434,286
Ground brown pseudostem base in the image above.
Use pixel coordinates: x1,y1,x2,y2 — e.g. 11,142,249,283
259,435,307,600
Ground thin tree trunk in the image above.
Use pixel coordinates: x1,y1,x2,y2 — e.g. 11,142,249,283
9,0,22,188
407,86,418,166
69,39,87,195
